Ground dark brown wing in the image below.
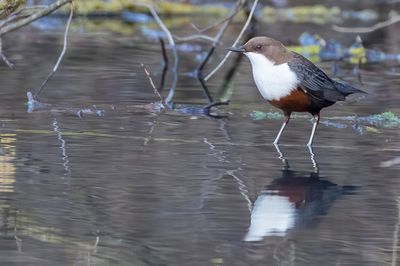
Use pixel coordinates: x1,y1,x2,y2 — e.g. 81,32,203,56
288,53,345,102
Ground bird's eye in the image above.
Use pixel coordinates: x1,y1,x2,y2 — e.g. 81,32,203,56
256,44,262,49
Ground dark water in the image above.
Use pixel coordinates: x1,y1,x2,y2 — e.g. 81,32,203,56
0,15,399,266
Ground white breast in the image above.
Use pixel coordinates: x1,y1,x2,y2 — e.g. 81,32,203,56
245,52,299,101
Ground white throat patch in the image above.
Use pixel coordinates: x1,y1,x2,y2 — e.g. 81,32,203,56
244,52,299,101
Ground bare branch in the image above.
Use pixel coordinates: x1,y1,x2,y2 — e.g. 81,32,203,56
159,37,168,67
0,0,72,38
202,3,242,56
191,3,244,34
0,37,13,68
204,0,259,81
175,0,244,44
134,3,174,47
141,63,164,104
134,2,178,104
158,37,168,92
34,1,74,98
174,34,220,43
333,15,400,33
194,0,244,104
0,5,49,29
198,46,216,74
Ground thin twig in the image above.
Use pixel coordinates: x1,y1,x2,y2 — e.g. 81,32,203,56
198,71,214,103
191,4,244,34
217,50,245,100
174,34,220,43
197,45,217,102
195,0,244,103
135,3,178,104
159,37,168,68
333,15,400,33
198,46,216,74
0,0,72,38
199,11,239,75
354,57,363,85
204,0,258,81
0,37,14,68
141,63,164,103
158,37,168,92
213,1,258,103
175,1,244,44
34,2,73,99
196,13,235,73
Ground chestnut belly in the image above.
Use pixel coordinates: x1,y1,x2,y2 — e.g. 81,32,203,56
269,88,312,113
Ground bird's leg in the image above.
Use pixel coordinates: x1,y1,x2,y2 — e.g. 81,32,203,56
307,113,320,147
273,113,290,145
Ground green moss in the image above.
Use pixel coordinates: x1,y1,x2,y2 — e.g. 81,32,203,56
250,111,283,121
261,5,341,24
0,0,26,19
157,1,229,16
75,0,136,15
365,126,382,134
74,0,230,16
379,111,399,122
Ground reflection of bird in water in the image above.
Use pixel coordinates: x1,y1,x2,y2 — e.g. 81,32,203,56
244,145,356,242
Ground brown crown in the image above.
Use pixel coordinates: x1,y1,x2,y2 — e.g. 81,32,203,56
243,36,293,65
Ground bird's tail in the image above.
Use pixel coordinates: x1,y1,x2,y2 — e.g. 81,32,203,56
334,80,367,96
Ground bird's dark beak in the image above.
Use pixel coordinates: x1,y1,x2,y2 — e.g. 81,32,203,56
228,45,245,53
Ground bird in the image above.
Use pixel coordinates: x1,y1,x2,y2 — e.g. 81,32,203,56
229,36,366,146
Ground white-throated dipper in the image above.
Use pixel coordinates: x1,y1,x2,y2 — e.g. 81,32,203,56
229,36,365,146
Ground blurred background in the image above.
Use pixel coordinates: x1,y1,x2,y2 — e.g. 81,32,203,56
0,0,399,265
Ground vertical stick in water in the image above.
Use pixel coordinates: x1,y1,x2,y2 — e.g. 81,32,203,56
34,2,74,99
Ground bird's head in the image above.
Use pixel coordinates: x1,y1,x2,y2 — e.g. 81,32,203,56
229,36,292,65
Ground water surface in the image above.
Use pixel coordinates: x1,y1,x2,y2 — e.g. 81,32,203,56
0,15,399,266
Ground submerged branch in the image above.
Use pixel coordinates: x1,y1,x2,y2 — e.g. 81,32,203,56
34,2,74,98
0,0,72,38
204,0,258,81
